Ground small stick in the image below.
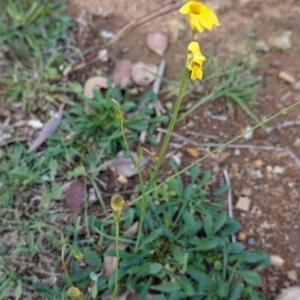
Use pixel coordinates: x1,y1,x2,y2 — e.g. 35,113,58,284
156,128,300,168
223,169,236,242
267,120,300,132
140,60,166,143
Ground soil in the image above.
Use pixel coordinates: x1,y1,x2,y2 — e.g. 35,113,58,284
67,0,300,298
1,0,300,299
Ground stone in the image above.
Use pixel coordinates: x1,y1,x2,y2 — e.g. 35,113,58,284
293,81,300,91
117,175,128,184
270,31,292,51
238,232,247,241
275,287,300,300
254,159,263,168
270,255,285,267
247,237,256,245
279,71,296,84
270,59,281,68
273,165,285,175
255,40,270,52
236,196,251,211
287,270,298,282
244,125,253,140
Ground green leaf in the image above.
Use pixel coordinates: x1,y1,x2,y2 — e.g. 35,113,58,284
240,270,262,286
140,228,163,247
229,242,245,254
222,219,241,236
51,182,62,199
228,283,243,300
213,211,228,234
238,251,270,266
216,275,228,297
83,248,102,268
128,262,163,276
68,81,83,94
190,165,200,183
150,282,180,293
15,280,22,300
191,237,220,251
203,215,213,237
213,184,228,196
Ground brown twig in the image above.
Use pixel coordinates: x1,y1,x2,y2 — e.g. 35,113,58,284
156,127,300,169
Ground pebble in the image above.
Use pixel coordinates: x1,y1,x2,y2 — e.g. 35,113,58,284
270,255,285,267
270,31,292,50
273,165,285,175
278,71,296,84
244,125,253,140
247,237,256,245
287,270,298,282
165,102,173,110
117,175,128,184
255,209,262,218
234,149,241,156
255,40,270,52
238,232,247,241
254,159,263,168
236,196,251,211
294,81,300,91
171,154,181,166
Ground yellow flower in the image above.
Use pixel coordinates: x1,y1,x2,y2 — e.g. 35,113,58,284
179,1,220,32
66,287,83,300
110,194,126,213
186,41,206,80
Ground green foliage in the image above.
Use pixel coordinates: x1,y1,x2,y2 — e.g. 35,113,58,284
35,167,269,299
0,0,75,112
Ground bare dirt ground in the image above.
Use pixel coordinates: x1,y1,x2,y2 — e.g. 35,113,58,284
66,0,300,298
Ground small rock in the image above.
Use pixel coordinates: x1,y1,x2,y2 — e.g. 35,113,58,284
98,49,109,62
146,32,168,56
212,165,220,173
171,154,181,166
165,102,173,110
231,162,240,173
293,81,300,91
254,159,263,168
100,29,115,40
27,119,44,129
270,59,281,68
293,138,300,147
241,187,251,196
270,31,292,51
238,232,247,241
131,62,158,87
255,40,270,52
236,196,251,211
113,59,133,89
244,125,253,140
266,165,273,173
234,149,241,156
270,255,285,267
273,165,285,175
247,237,256,245
251,170,263,179
117,175,128,184
275,287,300,300
186,147,199,158
255,209,262,218
287,270,298,282
279,71,296,84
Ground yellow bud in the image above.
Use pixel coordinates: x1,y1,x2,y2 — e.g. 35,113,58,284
110,194,126,213
66,287,83,299
69,245,84,260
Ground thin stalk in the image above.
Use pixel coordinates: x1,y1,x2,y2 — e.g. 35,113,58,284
112,218,120,300
61,244,74,288
134,156,147,253
154,71,188,174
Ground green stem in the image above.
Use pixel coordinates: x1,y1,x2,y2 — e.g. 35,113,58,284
61,244,74,288
154,71,189,174
112,218,120,300
134,160,147,253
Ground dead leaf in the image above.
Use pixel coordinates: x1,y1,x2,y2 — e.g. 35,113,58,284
113,59,132,89
104,221,139,277
146,32,168,56
108,152,150,178
131,62,158,87
84,76,109,99
186,147,199,158
65,179,86,216
28,106,63,152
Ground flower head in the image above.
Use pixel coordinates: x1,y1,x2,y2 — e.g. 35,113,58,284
186,41,206,80
110,194,126,213
66,287,83,300
179,1,220,32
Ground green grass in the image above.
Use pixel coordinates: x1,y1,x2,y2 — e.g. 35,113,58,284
0,1,272,299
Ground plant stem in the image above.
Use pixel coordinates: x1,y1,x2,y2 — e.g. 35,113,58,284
134,157,147,253
154,71,189,174
61,244,74,288
112,218,120,300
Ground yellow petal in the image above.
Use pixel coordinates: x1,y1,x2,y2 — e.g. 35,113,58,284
66,287,83,300
179,1,192,14
198,4,220,30
188,41,199,53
